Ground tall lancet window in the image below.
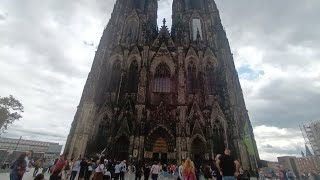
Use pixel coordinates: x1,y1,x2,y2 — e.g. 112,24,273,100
192,19,203,41
154,63,171,93
127,60,139,93
206,63,215,94
187,62,197,94
123,19,139,44
110,61,122,92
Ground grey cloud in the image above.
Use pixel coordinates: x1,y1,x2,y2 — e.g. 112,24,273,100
215,0,320,129
262,144,273,149
0,0,319,161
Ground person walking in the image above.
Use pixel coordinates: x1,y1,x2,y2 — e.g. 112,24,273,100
49,155,66,180
9,153,27,180
182,158,196,180
150,162,162,180
216,148,240,180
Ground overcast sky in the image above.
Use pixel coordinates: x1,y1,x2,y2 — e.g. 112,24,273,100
0,0,319,161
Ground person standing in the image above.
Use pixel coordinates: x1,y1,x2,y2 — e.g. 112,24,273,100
114,161,121,180
78,159,88,180
216,148,240,180
25,150,33,172
120,160,127,180
9,153,27,180
33,158,43,177
49,155,66,180
70,158,81,180
63,160,71,180
214,154,222,180
92,159,105,180
203,164,213,180
150,162,162,180
143,163,151,180
178,161,183,180
135,161,143,180
182,158,196,180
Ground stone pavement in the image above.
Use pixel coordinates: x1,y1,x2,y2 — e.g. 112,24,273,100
0,168,182,180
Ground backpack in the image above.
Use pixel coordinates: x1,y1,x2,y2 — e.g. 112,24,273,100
13,160,26,177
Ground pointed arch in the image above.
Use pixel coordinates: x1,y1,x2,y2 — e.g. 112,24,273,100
154,62,171,93
206,62,215,94
122,12,139,44
190,135,206,163
114,135,130,160
187,61,197,94
145,125,176,152
127,60,139,93
110,60,122,92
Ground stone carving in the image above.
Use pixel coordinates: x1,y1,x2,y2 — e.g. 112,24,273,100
65,0,260,170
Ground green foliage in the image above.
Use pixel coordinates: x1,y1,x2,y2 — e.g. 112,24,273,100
0,95,24,133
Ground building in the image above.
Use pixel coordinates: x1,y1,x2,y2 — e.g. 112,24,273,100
64,0,260,170
296,156,320,173
300,121,320,160
278,156,300,178
261,160,280,178
0,137,62,164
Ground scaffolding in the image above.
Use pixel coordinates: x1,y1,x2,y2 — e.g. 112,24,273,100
300,120,320,159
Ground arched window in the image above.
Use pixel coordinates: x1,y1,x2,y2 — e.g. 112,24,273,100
206,63,215,94
187,62,197,94
123,19,138,44
110,61,122,92
192,19,203,41
154,63,171,93
127,60,139,93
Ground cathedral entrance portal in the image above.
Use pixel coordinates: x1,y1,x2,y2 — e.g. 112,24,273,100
114,135,129,161
152,137,168,164
191,137,206,165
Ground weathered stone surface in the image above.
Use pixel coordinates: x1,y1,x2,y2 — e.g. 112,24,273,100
65,0,260,170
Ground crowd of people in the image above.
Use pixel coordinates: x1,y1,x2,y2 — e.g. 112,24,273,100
8,148,320,180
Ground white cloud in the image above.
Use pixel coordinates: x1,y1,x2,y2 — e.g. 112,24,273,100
254,125,305,161
0,0,319,162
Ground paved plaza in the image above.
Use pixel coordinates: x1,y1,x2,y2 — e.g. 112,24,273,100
0,168,181,180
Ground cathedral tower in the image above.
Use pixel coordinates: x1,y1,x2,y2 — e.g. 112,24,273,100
65,0,260,170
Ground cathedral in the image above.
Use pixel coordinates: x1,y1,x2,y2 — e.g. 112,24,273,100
65,0,260,170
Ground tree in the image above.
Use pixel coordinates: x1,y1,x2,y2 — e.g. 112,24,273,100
0,95,24,133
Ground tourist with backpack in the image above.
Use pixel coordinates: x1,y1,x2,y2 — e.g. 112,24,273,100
9,153,27,180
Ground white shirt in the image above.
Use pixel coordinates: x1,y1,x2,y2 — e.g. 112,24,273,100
24,157,30,171
151,165,162,175
179,165,183,179
95,164,105,173
72,160,81,172
105,170,112,176
115,164,121,173
120,163,127,172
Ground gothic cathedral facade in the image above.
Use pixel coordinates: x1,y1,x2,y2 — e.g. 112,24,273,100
65,0,260,170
